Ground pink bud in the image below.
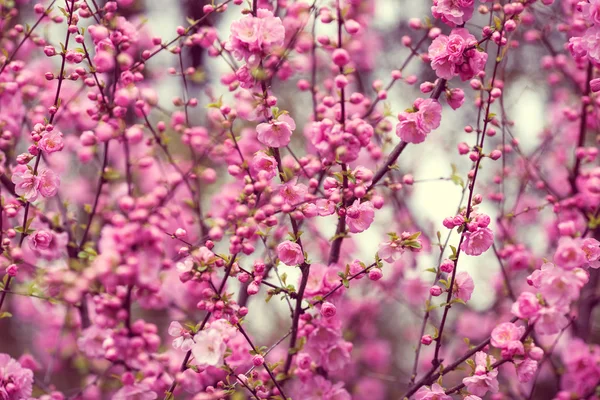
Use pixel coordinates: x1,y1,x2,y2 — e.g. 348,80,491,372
421,335,433,345
320,301,337,319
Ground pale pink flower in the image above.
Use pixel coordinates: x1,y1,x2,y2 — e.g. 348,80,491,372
378,239,405,263
77,326,110,358
460,227,494,256
113,382,157,400
581,238,600,268
256,114,296,148
346,200,375,233
516,359,538,383
277,240,304,266
168,321,194,352
581,26,600,63
414,383,452,400
453,271,474,302
191,328,226,367
12,166,40,201
38,168,60,198
462,352,499,397
534,305,570,335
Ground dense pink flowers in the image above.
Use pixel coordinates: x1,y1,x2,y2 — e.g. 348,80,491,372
0,0,595,398
228,9,285,65
432,0,475,27
428,28,488,80
0,354,34,400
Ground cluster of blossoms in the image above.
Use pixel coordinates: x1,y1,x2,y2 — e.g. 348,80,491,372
0,0,599,399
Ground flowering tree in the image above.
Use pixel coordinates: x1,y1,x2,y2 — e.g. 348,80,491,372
0,0,599,399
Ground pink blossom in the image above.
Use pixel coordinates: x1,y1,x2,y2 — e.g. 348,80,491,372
554,237,587,270
28,230,67,260
462,352,499,397
396,112,426,144
12,166,40,201
491,322,525,357
429,28,487,81
38,130,64,154
378,239,405,263
277,240,304,266
321,302,337,319
168,321,194,351
516,358,538,383
251,151,278,180
460,227,494,256
415,98,443,132
432,0,475,27
511,292,541,319
38,168,60,198
0,353,34,400
414,383,452,400
229,9,285,64
581,26,600,63
279,178,307,205
191,328,226,367
581,238,600,268
534,305,570,335
256,114,296,148
113,382,157,400
77,326,110,358
581,0,600,25
453,271,474,302
346,200,375,233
